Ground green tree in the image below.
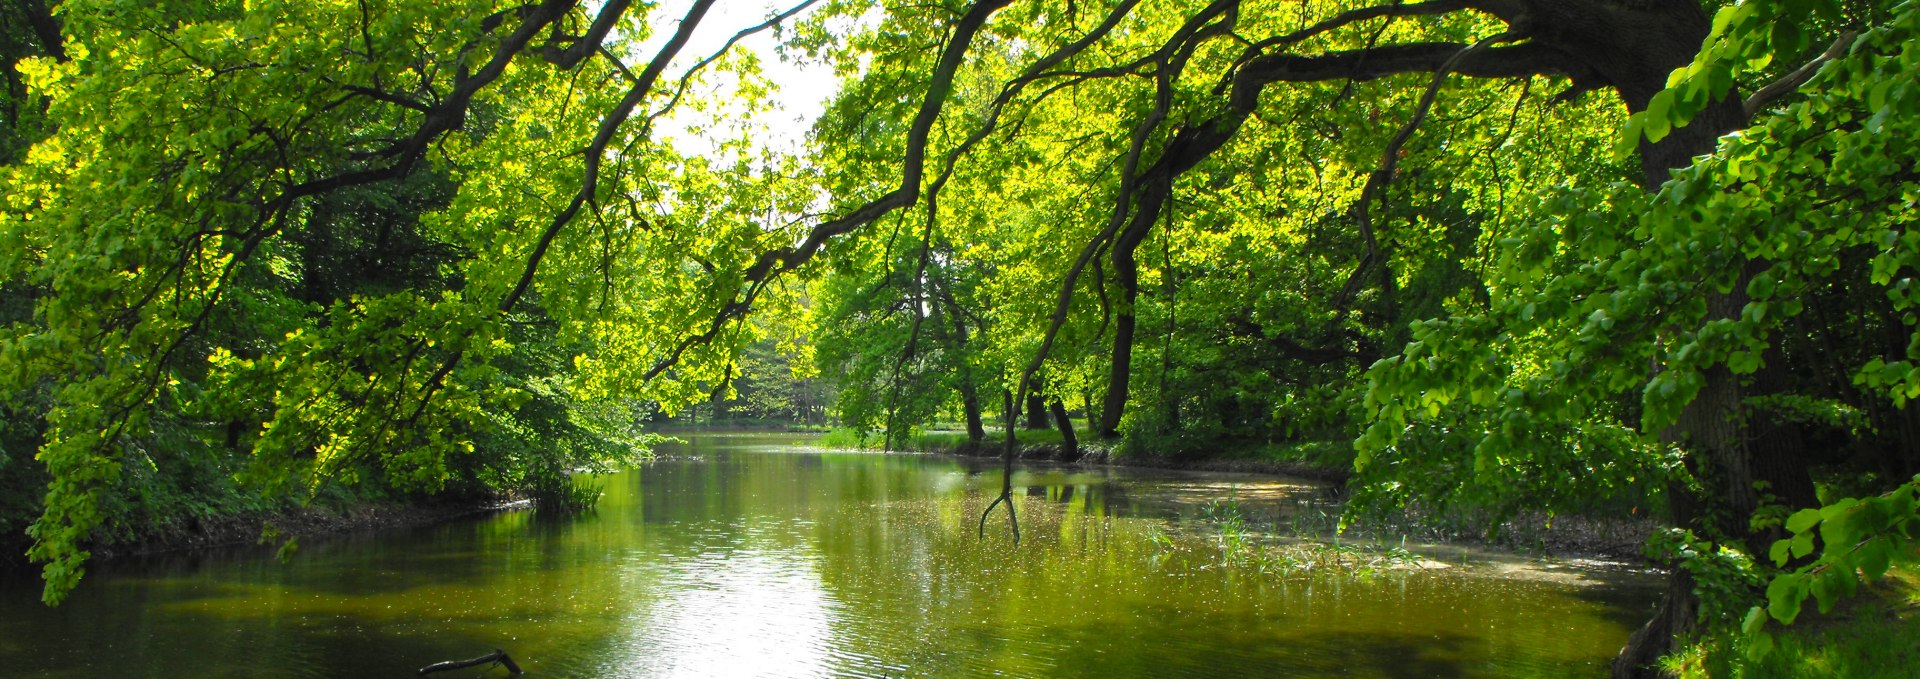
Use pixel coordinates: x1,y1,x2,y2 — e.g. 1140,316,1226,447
5,5,1915,678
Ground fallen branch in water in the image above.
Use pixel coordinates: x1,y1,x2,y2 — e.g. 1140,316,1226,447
417,649,522,676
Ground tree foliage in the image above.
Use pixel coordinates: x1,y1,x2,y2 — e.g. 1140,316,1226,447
2,2,1917,675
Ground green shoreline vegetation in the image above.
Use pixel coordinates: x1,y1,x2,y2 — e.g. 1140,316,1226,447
1668,568,1920,678
3,0,1920,676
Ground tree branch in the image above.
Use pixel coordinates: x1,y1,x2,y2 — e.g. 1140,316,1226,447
1335,31,1521,312
499,0,717,314
540,0,634,68
642,0,1015,383
1744,30,1858,118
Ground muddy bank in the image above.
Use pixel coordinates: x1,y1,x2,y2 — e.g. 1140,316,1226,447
913,439,1653,560
89,496,523,562
929,439,1352,483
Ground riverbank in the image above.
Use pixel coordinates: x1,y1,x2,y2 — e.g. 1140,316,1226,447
1668,567,1920,677
0,495,524,570
119,496,521,561
812,428,1657,559
816,428,1354,482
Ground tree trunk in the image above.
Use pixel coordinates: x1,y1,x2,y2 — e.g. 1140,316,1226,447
1099,182,1168,438
961,381,986,446
1025,391,1050,430
1566,1,1755,672
943,291,987,446
1099,295,1136,438
1049,399,1078,458
1616,106,1752,679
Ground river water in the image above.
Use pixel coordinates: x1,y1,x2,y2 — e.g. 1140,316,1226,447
1,433,1658,677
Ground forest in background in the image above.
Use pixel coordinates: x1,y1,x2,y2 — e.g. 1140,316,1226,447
1,0,1917,675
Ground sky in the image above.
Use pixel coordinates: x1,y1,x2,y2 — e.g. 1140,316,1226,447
633,0,849,158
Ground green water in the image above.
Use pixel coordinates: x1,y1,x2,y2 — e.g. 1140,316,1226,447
1,433,1657,677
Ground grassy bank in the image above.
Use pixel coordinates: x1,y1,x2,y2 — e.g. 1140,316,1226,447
814,427,1353,482
650,420,832,433
813,426,1657,557
1665,567,1920,678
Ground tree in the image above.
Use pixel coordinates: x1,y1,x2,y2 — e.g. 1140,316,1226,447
4,4,1914,676
1360,0,1917,672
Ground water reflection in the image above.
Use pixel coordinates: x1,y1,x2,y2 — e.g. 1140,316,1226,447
0,433,1658,677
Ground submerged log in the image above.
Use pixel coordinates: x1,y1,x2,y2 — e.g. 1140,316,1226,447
417,649,522,676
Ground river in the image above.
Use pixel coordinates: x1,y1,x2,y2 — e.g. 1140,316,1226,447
0,432,1658,677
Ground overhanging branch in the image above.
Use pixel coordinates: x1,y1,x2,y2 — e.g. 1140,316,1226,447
643,0,1016,382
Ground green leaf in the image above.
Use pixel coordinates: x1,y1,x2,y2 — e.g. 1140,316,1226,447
1789,530,1816,559
1646,90,1673,126
1747,271,1776,300
1858,538,1893,580
1812,571,1841,614
1770,20,1806,58
1615,117,1645,160
1786,507,1822,533
1868,79,1895,112
1742,605,1768,635
1746,627,1775,660
1768,573,1807,624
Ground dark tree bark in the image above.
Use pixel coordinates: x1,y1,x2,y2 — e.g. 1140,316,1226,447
960,373,987,446
13,0,66,62
1049,399,1078,458
1025,391,1050,430
1099,274,1139,438
951,319,987,445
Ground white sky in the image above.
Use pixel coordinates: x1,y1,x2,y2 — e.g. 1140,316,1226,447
635,0,846,158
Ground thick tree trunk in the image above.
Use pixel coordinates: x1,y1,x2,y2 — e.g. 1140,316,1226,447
1049,399,1078,458
1609,87,1755,677
1100,279,1140,438
1616,104,1752,679
1025,391,1050,430
942,290,988,446
961,382,987,446
1099,177,1174,438
1514,1,1763,673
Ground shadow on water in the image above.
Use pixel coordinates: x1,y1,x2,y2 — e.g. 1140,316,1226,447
1274,630,1479,679
1562,566,1666,631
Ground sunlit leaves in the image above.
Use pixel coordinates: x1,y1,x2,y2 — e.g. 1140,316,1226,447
0,0,822,603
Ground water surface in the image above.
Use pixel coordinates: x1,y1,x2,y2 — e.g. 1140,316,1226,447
0,433,1657,677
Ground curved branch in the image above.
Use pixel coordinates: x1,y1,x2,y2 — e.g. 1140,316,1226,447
1334,31,1521,312
541,0,634,68
1239,0,1466,59
499,0,718,314
1744,30,1858,118
642,0,1016,382
1235,41,1586,102
643,0,825,133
